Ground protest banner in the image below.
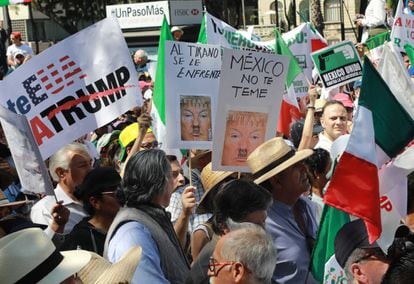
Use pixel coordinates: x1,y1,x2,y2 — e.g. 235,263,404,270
164,41,221,149
212,48,289,172
0,17,141,159
311,41,362,89
282,23,327,97
391,0,414,51
202,12,273,52
0,105,54,195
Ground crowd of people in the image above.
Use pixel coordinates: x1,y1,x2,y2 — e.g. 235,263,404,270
0,10,413,284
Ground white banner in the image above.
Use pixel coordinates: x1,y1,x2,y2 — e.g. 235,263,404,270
0,105,54,195
169,0,202,26
378,43,414,120
391,0,414,51
212,48,289,172
106,1,169,29
164,41,221,149
0,18,141,159
205,13,273,52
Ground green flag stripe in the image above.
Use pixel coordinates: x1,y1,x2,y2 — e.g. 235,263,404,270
364,31,390,51
197,14,207,44
275,29,302,86
359,58,414,158
152,17,173,125
311,205,350,282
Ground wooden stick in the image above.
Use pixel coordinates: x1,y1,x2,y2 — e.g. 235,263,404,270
188,150,192,186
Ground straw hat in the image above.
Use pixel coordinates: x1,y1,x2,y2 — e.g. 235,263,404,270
197,162,234,214
78,246,142,284
246,137,313,185
189,149,211,168
0,228,142,284
0,228,91,284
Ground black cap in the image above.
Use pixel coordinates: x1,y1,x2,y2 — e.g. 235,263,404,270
334,219,379,268
75,167,121,200
290,119,324,148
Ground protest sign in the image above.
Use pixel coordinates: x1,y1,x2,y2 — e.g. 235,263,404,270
282,23,327,97
212,48,289,172
311,41,362,89
0,105,54,195
391,0,414,51
0,18,141,159
164,41,221,149
203,12,273,52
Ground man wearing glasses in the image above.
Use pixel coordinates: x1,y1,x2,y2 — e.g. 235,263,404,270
61,167,121,255
335,219,390,284
208,225,276,284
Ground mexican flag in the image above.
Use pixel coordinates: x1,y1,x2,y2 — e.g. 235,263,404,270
324,57,414,243
151,17,173,148
274,29,303,137
0,0,30,5
311,205,350,283
364,31,390,64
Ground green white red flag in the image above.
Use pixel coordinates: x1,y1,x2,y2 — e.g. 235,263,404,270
0,0,30,5
151,17,173,149
324,57,414,243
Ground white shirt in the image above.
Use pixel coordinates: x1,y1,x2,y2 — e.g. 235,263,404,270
6,43,33,61
360,0,386,42
314,132,333,153
30,184,88,235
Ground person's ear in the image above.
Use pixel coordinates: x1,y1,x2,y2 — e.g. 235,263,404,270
55,167,66,180
232,262,245,283
89,196,101,210
351,263,368,283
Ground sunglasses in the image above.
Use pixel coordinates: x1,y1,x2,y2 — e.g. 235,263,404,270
140,141,161,149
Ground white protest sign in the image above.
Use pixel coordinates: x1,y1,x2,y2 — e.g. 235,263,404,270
204,12,273,52
212,48,289,172
283,23,327,97
0,18,141,160
391,0,414,51
0,105,54,195
164,41,221,149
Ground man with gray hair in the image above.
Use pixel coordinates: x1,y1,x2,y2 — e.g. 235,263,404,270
208,225,276,284
334,219,390,284
30,142,92,235
133,49,149,74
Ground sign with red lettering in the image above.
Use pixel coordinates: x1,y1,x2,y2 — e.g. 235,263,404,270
0,18,141,159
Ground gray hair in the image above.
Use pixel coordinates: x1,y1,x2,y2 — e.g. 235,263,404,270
219,225,276,283
48,142,90,182
344,248,366,282
122,149,171,206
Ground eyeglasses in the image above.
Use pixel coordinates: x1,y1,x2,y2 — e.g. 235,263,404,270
208,257,236,276
140,141,161,149
101,191,117,197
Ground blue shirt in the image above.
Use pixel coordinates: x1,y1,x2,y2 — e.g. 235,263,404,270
107,221,170,284
266,196,319,283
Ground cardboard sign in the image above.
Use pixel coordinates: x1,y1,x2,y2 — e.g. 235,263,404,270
311,41,362,89
0,18,141,159
164,41,221,149
0,105,54,195
391,0,414,51
212,48,289,172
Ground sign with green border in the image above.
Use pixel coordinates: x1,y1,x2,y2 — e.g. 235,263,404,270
311,40,362,89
